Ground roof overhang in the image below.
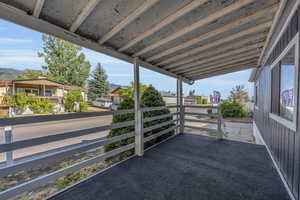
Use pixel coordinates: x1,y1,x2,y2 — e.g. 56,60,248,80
0,0,282,84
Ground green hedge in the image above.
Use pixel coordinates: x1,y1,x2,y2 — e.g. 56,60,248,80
220,101,249,118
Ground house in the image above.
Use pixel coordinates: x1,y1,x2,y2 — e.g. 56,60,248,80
105,86,126,105
0,78,87,115
249,1,300,199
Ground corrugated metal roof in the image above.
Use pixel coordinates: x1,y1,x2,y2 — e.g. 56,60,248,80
0,0,281,84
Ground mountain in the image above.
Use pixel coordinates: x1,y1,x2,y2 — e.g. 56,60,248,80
0,68,24,80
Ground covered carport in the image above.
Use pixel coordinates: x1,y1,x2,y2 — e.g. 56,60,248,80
0,0,291,199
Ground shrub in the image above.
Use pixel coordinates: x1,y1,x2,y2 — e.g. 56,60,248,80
3,93,54,114
65,90,84,112
220,101,247,118
79,101,89,112
27,98,54,113
105,85,174,158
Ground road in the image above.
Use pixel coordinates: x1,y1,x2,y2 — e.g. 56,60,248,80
0,115,113,162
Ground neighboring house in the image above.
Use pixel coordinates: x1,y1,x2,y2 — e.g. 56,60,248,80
0,78,87,115
105,86,126,105
249,2,300,199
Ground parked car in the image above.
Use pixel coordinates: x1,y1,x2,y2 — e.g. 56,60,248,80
92,98,117,110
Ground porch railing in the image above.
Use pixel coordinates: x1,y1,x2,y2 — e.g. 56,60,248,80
0,104,224,199
183,105,225,139
0,105,179,200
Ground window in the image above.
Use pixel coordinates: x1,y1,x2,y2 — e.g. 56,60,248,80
269,33,299,131
45,89,53,96
16,88,39,96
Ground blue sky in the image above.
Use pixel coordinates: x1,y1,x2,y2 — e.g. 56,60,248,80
0,19,253,98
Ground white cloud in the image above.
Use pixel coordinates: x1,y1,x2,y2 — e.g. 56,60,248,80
0,49,43,65
0,38,33,45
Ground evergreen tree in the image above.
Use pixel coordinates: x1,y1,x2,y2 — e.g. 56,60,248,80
88,63,109,100
38,34,91,87
229,85,249,104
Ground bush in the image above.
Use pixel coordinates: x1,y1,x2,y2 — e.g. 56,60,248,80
3,93,54,114
79,101,89,112
65,90,84,112
27,97,54,113
104,86,174,158
220,101,247,118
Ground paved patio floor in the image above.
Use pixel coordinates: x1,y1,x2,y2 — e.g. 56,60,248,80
48,134,290,200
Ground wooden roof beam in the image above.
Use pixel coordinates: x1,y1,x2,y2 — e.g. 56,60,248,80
183,53,260,76
158,21,272,66
164,33,266,70
134,0,258,57
190,63,256,80
146,4,277,62
33,0,45,18
170,42,264,73
257,0,287,65
118,0,209,52
69,0,102,32
98,0,160,44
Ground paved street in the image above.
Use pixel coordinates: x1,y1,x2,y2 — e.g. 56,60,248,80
0,115,113,162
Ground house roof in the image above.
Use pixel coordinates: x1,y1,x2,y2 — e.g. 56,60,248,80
0,79,86,91
0,0,283,84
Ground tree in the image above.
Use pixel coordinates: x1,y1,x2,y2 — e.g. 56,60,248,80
229,85,249,104
189,89,195,97
88,63,109,100
120,82,148,99
16,69,46,80
38,34,91,87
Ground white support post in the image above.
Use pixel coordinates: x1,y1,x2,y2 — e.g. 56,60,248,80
176,79,179,134
217,105,223,139
179,78,184,134
4,126,13,166
134,58,144,156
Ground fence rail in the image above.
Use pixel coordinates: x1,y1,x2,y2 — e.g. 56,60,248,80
0,106,179,200
183,105,225,139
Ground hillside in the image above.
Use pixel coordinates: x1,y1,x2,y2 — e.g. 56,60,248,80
0,68,24,80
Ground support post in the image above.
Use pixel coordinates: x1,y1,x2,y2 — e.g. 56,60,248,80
4,126,13,166
43,84,46,96
217,105,223,139
179,78,184,134
176,79,180,134
12,82,15,96
134,58,144,156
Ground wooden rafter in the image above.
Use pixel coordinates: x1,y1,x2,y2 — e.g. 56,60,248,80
146,4,277,62
98,0,160,44
183,53,260,76
69,0,102,32
134,0,257,57
33,0,45,18
170,42,264,73
164,34,266,70
190,63,256,80
257,0,288,65
118,0,209,52
157,21,272,66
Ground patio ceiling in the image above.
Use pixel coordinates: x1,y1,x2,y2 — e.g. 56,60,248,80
0,0,281,84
